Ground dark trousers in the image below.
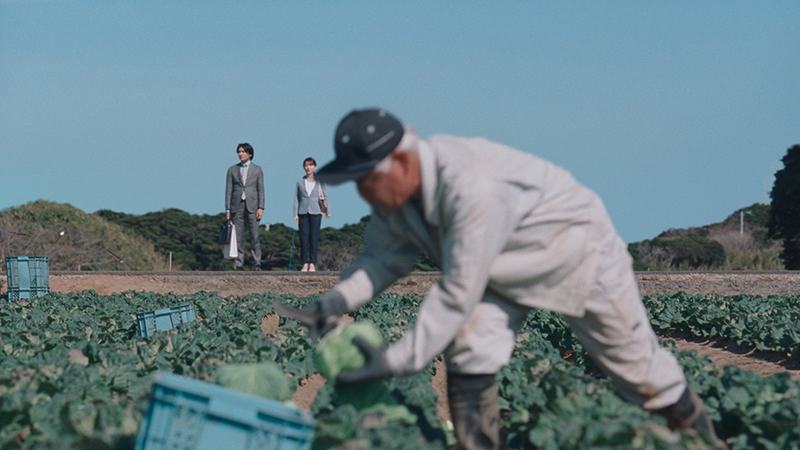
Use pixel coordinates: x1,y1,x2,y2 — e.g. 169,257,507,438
298,213,322,264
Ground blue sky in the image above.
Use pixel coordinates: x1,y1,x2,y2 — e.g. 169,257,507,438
1,1,797,243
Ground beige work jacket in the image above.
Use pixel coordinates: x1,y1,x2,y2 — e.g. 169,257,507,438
335,135,623,375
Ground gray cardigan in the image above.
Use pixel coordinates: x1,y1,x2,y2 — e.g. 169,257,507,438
293,178,330,216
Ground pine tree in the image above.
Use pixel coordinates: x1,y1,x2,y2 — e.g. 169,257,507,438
768,144,800,269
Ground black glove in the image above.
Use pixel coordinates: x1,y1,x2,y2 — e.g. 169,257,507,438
335,336,389,386
273,290,348,338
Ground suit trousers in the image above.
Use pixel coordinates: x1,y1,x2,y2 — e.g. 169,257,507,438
298,213,322,265
231,200,261,268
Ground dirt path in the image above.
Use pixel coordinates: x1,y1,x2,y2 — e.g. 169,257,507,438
662,334,800,380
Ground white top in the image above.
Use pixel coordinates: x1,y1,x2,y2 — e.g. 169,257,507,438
304,179,316,196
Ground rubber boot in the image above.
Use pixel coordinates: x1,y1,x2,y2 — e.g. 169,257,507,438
447,373,500,450
654,385,728,449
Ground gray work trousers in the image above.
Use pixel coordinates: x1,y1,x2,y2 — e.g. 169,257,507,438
443,242,686,411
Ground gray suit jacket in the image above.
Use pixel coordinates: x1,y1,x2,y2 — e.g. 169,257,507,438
226,162,265,213
293,178,330,216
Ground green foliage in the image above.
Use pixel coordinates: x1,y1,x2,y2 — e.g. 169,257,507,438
769,144,800,269
4,290,800,449
299,294,451,449
0,200,167,271
99,207,315,271
316,321,383,380
211,362,293,402
316,217,370,272
631,233,725,271
313,321,414,424
0,290,318,448
739,203,771,228
312,391,445,450
644,293,800,359
262,222,298,270
720,247,784,271
100,209,368,272
413,252,440,272
629,203,784,271
502,294,800,450
713,204,774,231
663,233,726,268
318,216,440,272
2,201,442,272
96,208,229,271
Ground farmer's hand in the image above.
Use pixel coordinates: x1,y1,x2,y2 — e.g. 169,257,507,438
307,290,349,337
273,290,348,339
336,336,389,385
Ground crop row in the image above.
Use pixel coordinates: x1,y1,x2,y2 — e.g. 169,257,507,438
643,293,800,359
0,291,799,449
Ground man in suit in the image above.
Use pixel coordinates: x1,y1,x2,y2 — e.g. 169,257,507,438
225,143,265,270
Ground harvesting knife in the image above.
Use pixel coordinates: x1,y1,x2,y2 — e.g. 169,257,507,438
272,301,339,339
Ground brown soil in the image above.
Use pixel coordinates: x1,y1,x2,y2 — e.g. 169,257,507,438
28,271,800,418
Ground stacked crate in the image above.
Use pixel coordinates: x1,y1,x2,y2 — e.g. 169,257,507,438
135,372,315,450
136,304,197,338
5,256,50,302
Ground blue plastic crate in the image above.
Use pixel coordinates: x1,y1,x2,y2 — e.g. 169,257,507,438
136,304,196,338
135,372,315,450
5,256,50,302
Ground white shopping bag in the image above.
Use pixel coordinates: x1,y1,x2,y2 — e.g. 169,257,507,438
223,223,238,259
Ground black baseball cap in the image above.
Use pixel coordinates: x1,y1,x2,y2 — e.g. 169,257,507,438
315,108,404,185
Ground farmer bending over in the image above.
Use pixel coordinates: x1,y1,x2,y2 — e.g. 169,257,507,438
299,108,727,450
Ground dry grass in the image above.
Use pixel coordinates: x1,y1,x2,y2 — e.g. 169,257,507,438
706,223,784,270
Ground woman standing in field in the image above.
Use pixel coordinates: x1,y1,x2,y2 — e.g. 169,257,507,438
293,157,331,272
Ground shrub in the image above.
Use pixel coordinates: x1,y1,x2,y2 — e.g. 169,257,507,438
661,233,726,268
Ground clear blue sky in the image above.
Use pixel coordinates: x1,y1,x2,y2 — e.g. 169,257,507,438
1,1,797,243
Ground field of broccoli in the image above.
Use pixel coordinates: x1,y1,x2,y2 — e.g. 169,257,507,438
2,289,800,449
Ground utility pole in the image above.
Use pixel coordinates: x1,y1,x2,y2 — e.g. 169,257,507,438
740,211,744,236
96,211,106,271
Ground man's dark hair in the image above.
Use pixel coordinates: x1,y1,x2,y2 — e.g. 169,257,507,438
238,143,254,161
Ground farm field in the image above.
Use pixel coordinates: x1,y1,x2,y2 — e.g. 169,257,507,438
1,271,799,449
38,271,800,379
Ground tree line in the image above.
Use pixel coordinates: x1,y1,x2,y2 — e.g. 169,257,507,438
1,144,798,272
94,209,370,272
